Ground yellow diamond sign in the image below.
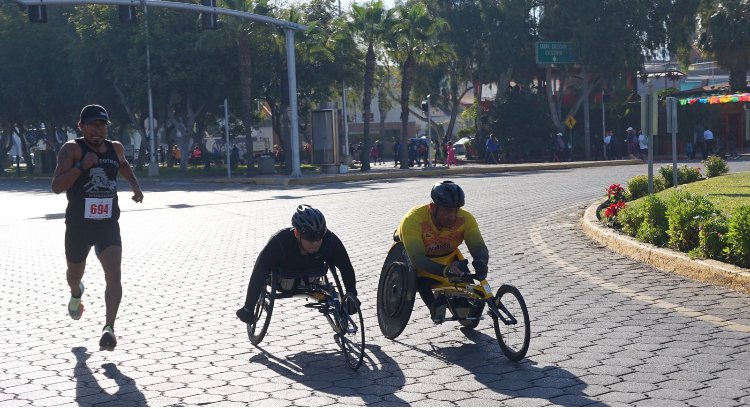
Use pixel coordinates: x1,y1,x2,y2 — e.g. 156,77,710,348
564,115,577,129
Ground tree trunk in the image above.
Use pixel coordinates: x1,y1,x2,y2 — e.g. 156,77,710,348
399,53,416,169
361,44,376,171
729,63,749,93
239,36,255,176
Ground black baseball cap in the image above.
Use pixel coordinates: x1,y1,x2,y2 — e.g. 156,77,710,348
79,104,111,124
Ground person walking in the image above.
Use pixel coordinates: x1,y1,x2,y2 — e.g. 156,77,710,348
703,127,715,159
51,104,144,351
446,141,457,168
485,134,498,164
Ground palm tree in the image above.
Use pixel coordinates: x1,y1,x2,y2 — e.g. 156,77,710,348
697,0,750,93
389,2,451,169
202,0,274,175
345,0,393,171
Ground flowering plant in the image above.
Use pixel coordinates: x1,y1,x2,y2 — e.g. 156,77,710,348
603,201,627,227
607,184,627,204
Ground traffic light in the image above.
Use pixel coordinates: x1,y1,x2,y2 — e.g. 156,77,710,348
201,0,218,30
28,5,47,23
118,6,137,23
421,100,428,112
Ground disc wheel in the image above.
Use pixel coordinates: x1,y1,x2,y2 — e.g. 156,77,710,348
247,271,276,346
491,284,530,361
338,294,365,370
459,303,485,330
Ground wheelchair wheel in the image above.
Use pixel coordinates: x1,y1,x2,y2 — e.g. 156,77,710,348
338,294,365,370
491,284,530,361
246,271,276,346
377,242,417,340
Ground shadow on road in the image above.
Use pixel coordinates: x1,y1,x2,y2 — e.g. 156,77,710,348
250,342,408,406
72,347,146,407
394,329,597,406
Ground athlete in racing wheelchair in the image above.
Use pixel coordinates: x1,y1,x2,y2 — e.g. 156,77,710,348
377,181,530,361
236,205,365,369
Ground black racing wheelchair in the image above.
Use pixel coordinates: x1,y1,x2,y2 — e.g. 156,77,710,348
377,242,530,361
246,264,365,369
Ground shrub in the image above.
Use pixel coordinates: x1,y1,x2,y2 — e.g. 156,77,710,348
702,155,729,178
726,206,750,268
658,164,703,187
665,191,719,252
694,214,728,261
619,195,668,245
627,174,666,200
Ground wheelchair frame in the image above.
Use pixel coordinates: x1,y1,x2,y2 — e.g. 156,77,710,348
246,264,365,369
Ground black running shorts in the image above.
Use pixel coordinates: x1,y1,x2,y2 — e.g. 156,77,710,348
65,221,122,263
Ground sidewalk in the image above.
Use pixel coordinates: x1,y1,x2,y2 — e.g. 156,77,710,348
202,158,644,186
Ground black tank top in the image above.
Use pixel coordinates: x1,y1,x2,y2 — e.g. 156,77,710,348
65,138,121,224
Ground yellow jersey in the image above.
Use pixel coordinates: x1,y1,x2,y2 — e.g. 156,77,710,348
395,204,488,276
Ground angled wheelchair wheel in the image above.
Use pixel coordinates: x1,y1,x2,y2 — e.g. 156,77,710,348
247,271,277,346
377,242,417,340
338,294,365,370
491,284,530,361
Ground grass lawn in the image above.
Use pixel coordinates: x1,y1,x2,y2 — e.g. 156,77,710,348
630,171,750,215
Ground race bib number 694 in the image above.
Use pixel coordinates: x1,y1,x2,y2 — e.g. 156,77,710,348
84,198,114,219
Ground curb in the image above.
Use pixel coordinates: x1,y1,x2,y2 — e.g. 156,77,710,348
200,159,644,186
582,199,750,295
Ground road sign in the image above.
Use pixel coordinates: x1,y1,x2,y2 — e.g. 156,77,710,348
564,115,577,129
536,41,576,64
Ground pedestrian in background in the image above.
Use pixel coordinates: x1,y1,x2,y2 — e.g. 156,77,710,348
446,141,457,168
703,127,714,159
485,134,498,164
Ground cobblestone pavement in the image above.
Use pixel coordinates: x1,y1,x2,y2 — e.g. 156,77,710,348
0,161,749,406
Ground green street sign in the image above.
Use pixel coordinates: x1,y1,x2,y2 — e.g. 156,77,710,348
536,41,576,64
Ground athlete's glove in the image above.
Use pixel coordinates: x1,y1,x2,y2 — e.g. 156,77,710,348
343,292,361,315
472,260,488,280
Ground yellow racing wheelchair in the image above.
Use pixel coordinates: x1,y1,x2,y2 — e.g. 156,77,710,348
376,242,530,361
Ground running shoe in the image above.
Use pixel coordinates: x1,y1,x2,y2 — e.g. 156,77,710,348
99,325,117,351
68,282,85,320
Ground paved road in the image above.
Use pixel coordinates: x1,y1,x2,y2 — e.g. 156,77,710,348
1,162,749,406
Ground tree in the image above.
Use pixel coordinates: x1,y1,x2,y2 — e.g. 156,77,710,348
389,1,451,169
341,0,393,171
537,0,672,158
696,0,750,92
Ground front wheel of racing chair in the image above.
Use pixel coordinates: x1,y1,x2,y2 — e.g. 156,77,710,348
336,293,365,369
490,284,530,361
246,271,277,346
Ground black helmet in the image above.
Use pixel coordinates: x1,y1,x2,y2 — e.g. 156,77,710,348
431,180,465,208
292,204,327,240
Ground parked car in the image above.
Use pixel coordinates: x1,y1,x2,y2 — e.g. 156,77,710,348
453,137,473,157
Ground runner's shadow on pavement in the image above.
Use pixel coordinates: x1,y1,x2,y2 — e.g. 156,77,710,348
71,347,146,407
250,343,408,406
394,329,598,406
